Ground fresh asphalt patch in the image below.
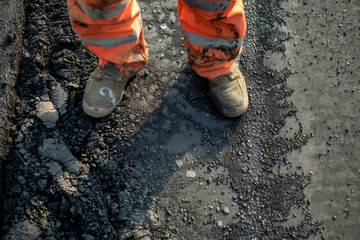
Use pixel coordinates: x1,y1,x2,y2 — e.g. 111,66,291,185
1,0,358,239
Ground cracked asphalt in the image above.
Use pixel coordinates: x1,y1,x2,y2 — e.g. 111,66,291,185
0,0,359,239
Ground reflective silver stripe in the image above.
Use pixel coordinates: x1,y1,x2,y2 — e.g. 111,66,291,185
80,17,142,48
78,0,129,19
184,30,243,49
183,0,231,12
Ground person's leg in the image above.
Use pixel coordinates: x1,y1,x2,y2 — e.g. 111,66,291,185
178,0,248,117
67,0,147,117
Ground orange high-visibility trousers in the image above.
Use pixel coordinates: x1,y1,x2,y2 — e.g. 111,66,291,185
67,0,246,79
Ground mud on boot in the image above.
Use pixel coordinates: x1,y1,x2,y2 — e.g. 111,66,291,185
209,64,249,118
82,65,136,118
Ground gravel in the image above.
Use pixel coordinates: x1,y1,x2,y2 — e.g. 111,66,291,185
0,0,336,238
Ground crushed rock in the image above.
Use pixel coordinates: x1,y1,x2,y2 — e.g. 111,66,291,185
38,138,82,175
49,82,68,114
186,170,196,178
35,101,59,128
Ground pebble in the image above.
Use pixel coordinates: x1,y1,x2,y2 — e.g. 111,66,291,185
176,160,183,167
186,170,196,178
27,25,39,35
15,133,24,143
160,24,167,30
35,101,59,128
55,70,66,78
147,210,158,223
134,229,150,239
129,114,136,122
18,176,26,184
50,83,68,111
82,234,95,240
37,179,47,191
217,220,223,227
48,161,63,180
169,12,176,24
222,206,230,214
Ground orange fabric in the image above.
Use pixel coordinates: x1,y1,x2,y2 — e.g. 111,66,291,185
80,0,124,9
68,0,140,37
67,0,246,79
81,0,123,8
67,0,148,78
178,0,246,79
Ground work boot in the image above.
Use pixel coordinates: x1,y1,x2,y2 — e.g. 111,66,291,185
209,64,249,117
82,65,133,118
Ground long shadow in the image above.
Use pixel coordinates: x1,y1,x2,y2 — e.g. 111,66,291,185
73,64,242,238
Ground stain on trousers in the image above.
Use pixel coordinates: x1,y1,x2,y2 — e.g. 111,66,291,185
67,0,246,79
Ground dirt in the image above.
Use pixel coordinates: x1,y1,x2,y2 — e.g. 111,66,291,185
0,0,25,229
0,0,358,239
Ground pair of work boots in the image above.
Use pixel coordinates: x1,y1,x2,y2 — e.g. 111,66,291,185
82,65,248,118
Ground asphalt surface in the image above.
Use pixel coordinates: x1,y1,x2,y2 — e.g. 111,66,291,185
0,0,359,239
274,1,360,239
0,0,24,226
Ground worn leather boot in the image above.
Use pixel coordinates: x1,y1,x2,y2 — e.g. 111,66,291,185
82,65,134,118
209,64,249,117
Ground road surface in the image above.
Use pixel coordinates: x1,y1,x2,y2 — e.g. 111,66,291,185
0,0,359,239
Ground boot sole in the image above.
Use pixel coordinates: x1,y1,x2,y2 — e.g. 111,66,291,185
211,94,249,118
